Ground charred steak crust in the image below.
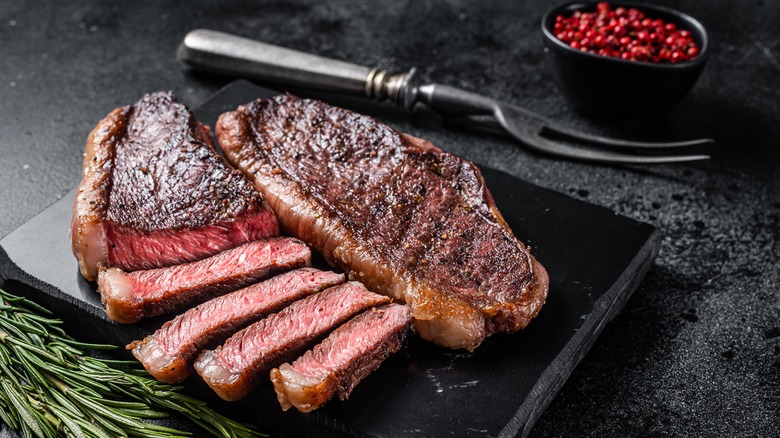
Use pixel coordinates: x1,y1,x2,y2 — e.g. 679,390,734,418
71,106,130,281
71,91,279,279
107,91,264,231
216,94,549,350
129,268,345,384
98,237,311,324
270,303,412,413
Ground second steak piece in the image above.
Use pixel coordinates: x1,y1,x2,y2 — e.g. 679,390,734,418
271,303,411,413
98,237,311,323
217,94,549,351
129,268,345,384
194,282,390,401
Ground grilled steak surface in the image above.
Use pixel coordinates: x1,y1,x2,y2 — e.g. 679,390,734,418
98,238,310,324
217,94,549,350
129,268,344,383
71,91,278,280
194,282,390,401
271,303,411,412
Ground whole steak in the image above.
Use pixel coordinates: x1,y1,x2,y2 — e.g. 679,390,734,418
71,91,278,280
216,94,549,351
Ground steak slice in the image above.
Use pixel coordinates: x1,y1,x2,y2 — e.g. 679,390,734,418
270,303,411,412
216,94,549,351
129,268,344,383
71,91,278,281
98,237,310,324
194,282,390,401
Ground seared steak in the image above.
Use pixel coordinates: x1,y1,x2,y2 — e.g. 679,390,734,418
270,303,411,412
194,282,390,401
72,91,278,281
216,94,549,351
98,237,310,324
129,268,344,383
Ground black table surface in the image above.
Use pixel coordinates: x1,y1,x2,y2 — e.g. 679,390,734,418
1,1,778,437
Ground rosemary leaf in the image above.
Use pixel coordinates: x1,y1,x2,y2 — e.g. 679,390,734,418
15,350,49,388
47,340,84,357
0,291,52,314
0,288,266,438
17,314,51,337
71,416,115,438
92,358,145,367
96,399,154,410
115,409,170,419
0,313,46,338
47,365,112,394
47,404,87,438
128,421,194,436
63,339,119,350
47,388,86,419
0,380,21,429
1,378,47,438
0,401,17,429
0,316,27,339
5,333,65,364
51,374,146,432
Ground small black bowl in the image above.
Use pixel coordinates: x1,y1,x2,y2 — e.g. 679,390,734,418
541,1,710,120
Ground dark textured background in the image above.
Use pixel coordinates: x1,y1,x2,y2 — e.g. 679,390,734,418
0,0,778,437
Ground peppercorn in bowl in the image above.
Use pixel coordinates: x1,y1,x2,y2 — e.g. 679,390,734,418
541,1,710,119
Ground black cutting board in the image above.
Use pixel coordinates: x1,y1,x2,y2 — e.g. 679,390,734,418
0,81,660,438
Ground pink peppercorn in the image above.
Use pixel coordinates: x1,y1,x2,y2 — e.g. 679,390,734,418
554,2,700,63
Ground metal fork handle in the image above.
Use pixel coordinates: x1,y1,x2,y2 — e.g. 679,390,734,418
415,84,496,117
178,29,415,104
178,30,711,164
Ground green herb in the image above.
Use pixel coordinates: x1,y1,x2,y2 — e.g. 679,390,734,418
0,288,266,438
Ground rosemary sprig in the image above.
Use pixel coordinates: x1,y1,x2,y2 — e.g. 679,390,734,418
0,288,266,438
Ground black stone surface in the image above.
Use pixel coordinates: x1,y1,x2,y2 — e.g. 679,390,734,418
0,79,659,437
0,0,777,437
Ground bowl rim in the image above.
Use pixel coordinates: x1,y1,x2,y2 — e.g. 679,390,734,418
541,1,711,70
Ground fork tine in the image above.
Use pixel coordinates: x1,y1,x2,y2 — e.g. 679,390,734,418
542,124,714,149
451,114,711,164
523,133,711,164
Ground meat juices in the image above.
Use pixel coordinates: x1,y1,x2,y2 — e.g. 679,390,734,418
271,303,411,412
129,268,344,383
217,94,549,351
72,91,278,281
99,237,310,323
194,282,390,401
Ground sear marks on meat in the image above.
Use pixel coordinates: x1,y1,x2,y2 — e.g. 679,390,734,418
270,303,411,412
98,237,310,324
129,268,344,384
194,282,390,401
216,94,549,351
71,91,278,281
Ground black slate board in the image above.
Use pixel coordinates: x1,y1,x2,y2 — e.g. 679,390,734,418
0,81,660,438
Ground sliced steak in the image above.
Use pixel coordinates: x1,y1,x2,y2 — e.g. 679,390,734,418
270,303,411,412
72,91,278,281
98,237,310,324
194,282,390,401
129,268,344,383
216,94,549,351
